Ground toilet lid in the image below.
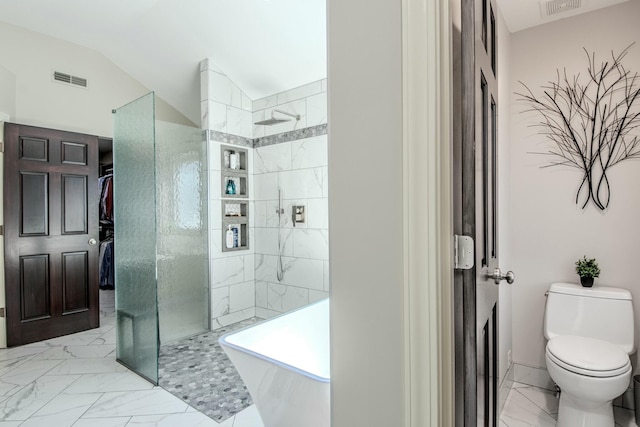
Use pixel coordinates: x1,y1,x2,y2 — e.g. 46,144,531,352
547,336,631,378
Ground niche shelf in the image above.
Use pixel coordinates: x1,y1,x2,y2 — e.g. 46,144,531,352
220,145,249,252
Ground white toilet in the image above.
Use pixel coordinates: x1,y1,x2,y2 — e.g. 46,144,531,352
544,282,635,427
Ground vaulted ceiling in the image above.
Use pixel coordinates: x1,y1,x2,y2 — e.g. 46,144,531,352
0,0,326,125
0,0,629,125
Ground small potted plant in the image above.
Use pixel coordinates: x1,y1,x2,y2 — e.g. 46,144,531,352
575,256,600,288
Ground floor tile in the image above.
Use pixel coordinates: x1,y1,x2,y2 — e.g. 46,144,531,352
20,392,102,427
0,359,63,396
64,372,155,394
0,375,80,421
72,416,131,427
127,411,219,426
233,405,265,427
45,358,128,375
83,389,189,418
32,345,116,360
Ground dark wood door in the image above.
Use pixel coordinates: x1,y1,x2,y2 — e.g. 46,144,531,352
457,0,502,425
4,123,99,346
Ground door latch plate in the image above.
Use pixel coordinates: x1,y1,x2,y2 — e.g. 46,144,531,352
454,235,474,270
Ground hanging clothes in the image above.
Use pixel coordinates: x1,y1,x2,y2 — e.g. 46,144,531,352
99,236,115,289
98,174,114,221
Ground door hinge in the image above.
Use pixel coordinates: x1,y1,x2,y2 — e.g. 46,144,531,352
0,225,3,236
0,308,5,318
0,142,3,153
454,235,474,270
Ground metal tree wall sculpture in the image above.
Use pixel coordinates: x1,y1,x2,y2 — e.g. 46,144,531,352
518,45,640,210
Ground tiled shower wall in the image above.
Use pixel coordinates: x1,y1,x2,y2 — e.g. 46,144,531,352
253,134,329,319
201,58,328,327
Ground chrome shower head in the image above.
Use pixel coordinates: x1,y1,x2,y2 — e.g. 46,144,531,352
254,109,300,126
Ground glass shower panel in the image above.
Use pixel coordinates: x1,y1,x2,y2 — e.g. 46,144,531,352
155,121,209,344
113,93,159,384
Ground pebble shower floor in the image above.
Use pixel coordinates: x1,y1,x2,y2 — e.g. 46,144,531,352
158,318,261,423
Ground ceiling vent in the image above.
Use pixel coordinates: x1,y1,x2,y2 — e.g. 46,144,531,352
53,71,88,88
541,0,583,17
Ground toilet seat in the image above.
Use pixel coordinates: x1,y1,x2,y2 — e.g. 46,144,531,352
546,335,631,378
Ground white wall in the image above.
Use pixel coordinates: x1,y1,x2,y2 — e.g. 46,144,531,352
0,21,193,138
328,0,405,425
0,65,16,119
509,1,640,370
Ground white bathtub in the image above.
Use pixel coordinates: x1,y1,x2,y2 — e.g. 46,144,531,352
219,299,330,427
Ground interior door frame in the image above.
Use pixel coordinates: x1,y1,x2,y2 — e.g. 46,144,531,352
0,120,7,348
401,0,455,425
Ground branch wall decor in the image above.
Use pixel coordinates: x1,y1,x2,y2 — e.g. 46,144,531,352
518,44,640,211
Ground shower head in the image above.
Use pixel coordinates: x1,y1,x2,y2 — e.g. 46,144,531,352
254,109,300,126
254,117,290,126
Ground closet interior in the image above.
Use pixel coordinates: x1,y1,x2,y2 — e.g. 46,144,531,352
98,137,114,290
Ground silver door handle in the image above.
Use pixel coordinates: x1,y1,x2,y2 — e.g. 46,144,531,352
88,238,97,246
486,268,515,285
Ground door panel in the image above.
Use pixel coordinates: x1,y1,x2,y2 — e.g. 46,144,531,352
458,0,501,424
4,123,99,346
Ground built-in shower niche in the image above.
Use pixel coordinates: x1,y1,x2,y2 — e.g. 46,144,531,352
220,144,249,252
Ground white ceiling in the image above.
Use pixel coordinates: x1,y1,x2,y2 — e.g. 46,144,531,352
0,0,327,125
496,0,630,33
0,0,629,124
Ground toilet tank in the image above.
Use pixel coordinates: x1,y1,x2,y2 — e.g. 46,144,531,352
544,282,635,354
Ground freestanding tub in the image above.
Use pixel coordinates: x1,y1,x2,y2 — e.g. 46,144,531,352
219,298,330,427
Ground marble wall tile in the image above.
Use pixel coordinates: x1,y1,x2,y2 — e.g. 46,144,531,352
309,290,330,304
252,111,266,138
277,81,323,105
279,168,323,200
208,101,227,133
253,228,293,257
208,140,221,172
230,281,255,313
211,256,245,288
293,229,329,260
253,201,267,227
263,100,307,137
255,282,268,308
200,100,209,130
255,255,278,283
281,257,324,291
265,200,283,228
267,284,309,313
253,94,278,112
255,307,280,320
209,71,240,108
243,255,255,282
241,92,252,112
306,93,328,127
211,308,256,330
306,198,328,229
291,135,327,170
253,142,291,174
322,166,329,198
211,287,230,318
226,106,252,139
324,261,330,292
253,172,279,201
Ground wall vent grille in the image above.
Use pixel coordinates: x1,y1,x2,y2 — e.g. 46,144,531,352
541,0,582,16
53,71,88,88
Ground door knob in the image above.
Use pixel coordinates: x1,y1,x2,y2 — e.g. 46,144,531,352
88,238,97,246
486,267,515,285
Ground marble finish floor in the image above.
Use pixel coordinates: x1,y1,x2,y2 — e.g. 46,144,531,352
500,382,638,427
0,290,265,427
159,318,261,423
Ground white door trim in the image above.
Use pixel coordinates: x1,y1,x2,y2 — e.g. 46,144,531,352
402,0,454,425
